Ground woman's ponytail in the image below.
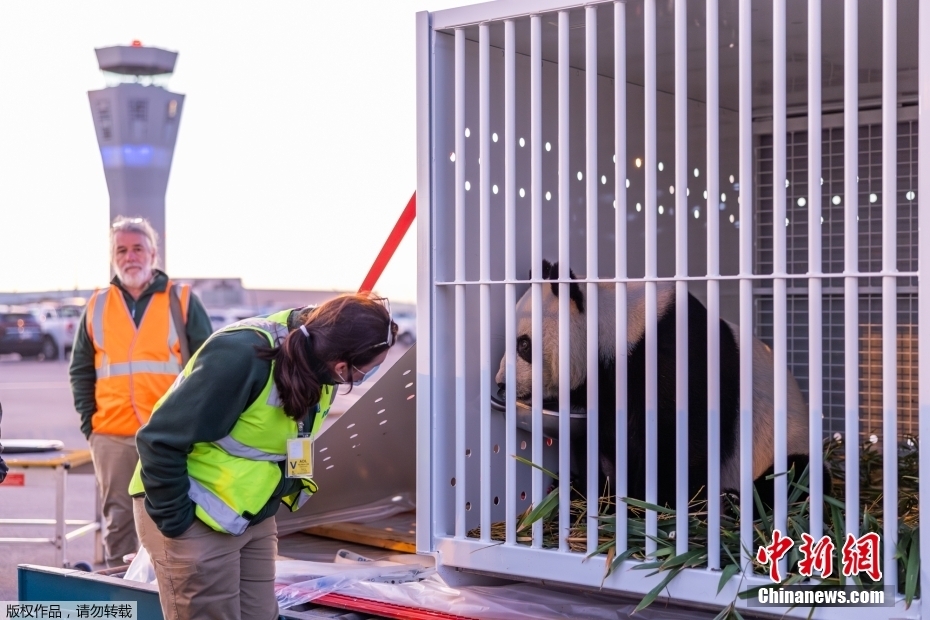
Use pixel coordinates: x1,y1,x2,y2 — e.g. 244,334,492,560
257,293,398,420
256,326,324,420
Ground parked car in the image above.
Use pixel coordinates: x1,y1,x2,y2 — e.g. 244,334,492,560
207,307,261,333
393,310,416,346
0,306,46,359
28,302,83,360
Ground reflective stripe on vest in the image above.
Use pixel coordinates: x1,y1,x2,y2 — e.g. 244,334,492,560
281,478,318,512
187,477,250,536
228,316,289,346
90,288,109,350
213,435,285,462
95,360,183,379
295,489,313,509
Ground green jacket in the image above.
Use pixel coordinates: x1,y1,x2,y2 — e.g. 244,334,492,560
132,307,330,538
68,270,213,439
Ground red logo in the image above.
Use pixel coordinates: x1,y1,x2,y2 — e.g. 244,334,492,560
841,532,882,581
756,529,794,583
758,530,883,583
797,533,835,578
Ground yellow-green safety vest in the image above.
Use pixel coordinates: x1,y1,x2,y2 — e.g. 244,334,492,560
128,309,334,536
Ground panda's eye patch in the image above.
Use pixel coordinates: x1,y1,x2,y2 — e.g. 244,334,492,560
516,335,532,363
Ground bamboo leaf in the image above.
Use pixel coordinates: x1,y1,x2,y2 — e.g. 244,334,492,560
585,538,616,561
787,463,810,504
905,530,919,607
783,572,806,586
605,545,638,579
620,496,677,515
717,563,740,595
633,566,682,613
511,454,559,481
736,584,765,601
661,548,706,570
752,485,772,534
516,486,560,532
711,603,735,620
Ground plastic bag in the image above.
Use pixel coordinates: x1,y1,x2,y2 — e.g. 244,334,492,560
332,576,709,620
123,545,157,585
274,553,434,610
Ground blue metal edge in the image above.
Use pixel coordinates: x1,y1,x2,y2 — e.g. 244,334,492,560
17,564,327,620
18,564,163,619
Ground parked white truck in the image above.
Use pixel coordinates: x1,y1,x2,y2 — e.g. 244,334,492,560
28,300,84,360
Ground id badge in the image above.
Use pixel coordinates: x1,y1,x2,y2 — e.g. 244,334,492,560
286,435,314,479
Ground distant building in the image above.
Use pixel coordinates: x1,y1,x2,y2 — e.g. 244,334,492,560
170,278,352,312
0,281,413,317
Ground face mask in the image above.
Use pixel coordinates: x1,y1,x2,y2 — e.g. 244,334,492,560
351,363,380,387
336,364,380,387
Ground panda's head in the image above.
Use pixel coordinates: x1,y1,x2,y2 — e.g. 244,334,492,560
495,260,589,402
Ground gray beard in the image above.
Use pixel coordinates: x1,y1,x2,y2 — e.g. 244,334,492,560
119,267,153,290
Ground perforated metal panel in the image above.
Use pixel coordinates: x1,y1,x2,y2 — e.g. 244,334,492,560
284,345,419,519
754,114,920,439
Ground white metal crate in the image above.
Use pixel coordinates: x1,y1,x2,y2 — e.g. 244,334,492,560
414,1,928,617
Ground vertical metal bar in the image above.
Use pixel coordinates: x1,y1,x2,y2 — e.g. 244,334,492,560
56,466,65,567
843,0,859,543
530,13,544,549
738,0,754,573
772,0,788,581
673,0,689,556
917,0,930,603
454,28,467,541
504,18,518,548
478,21,492,543
614,0,629,557
807,0,824,545
644,0,659,558
705,0,721,571
881,0,898,589
585,4,600,556
557,9,572,555
415,8,435,554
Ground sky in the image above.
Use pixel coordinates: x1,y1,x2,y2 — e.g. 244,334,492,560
0,0,465,304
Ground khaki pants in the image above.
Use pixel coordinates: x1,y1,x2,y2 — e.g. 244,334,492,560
88,433,140,565
134,497,279,620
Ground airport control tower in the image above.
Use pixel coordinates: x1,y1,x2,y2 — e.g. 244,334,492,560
88,41,184,270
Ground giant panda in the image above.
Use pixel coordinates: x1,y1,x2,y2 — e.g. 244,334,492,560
495,259,816,511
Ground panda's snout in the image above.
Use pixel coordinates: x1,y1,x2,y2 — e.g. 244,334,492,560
496,382,506,392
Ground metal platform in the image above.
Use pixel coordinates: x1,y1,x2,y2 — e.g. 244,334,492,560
0,448,102,568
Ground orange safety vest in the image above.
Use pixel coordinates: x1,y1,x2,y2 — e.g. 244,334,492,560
86,281,190,436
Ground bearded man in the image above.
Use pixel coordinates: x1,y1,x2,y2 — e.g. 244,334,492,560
69,216,212,566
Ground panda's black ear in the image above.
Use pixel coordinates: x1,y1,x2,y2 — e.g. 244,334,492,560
549,262,585,313
568,280,585,313
541,259,553,279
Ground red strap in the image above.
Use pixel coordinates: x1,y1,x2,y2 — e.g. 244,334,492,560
358,191,417,294
318,593,473,620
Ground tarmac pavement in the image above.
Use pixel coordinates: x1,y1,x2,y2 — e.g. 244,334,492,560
0,342,412,600
0,357,95,599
